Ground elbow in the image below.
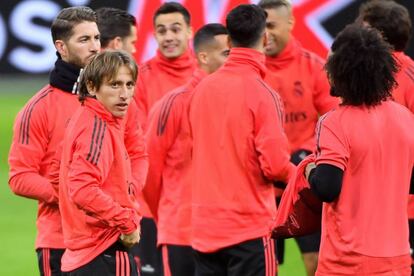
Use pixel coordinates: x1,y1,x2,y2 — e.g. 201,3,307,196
309,164,343,203
310,181,339,203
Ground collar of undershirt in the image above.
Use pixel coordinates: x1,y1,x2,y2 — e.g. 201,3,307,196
49,57,82,94
265,37,300,70
154,49,195,77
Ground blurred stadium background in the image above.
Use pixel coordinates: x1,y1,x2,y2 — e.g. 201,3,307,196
0,0,413,275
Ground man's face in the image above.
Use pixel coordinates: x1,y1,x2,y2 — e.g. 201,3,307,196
264,7,294,57
154,12,192,59
58,21,101,67
121,25,137,55
204,34,230,74
90,65,135,118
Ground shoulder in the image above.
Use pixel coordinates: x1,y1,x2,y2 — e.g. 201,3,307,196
300,48,325,69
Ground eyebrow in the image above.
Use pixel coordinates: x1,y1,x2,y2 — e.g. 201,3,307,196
156,22,183,28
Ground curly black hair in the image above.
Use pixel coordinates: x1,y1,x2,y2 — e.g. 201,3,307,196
358,0,412,51
326,24,398,107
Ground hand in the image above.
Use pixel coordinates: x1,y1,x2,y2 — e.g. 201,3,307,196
305,162,316,181
119,229,140,248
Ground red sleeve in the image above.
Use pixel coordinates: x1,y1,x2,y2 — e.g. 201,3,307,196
67,124,140,234
315,112,349,170
402,72,414,113
8,94,57,204
143,96,181,220
251,80,295,183
134,71,149,129
311,57,339,115
124,100,149,196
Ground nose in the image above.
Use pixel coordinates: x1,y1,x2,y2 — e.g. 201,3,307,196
90,38,100,52
119,85,133,100
164,30,174,41
130,45,136,55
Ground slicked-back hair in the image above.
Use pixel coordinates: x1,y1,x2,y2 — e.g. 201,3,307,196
326,24,398,107
51,6,97,43
79,50,138,103
193,23,228,53
258,0,292,11
153,2,191,26
96,7,136,48
226,4,267,48
358,0,412,51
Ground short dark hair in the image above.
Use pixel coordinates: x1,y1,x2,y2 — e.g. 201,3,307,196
258,0,292,11
51,6,96,43
358,0,412,51
96,7,136,48
226,4,267,48
193,23,228,53
79,51,138,103
326,24,398,107
153,2,191,26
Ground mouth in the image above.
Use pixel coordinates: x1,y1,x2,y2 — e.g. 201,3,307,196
115,103,129,111
163,44,178,53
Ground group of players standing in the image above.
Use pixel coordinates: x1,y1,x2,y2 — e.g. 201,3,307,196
7,0,414,275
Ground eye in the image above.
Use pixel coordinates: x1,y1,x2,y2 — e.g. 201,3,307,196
171,26,182,33
110,82,120,88
126,81,135,89
157,28,166,35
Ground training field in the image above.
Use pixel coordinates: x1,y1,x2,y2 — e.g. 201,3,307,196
0,76,306,275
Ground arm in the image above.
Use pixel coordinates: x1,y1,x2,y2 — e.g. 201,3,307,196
8,93,57,204
253,80,295,183
312,113,349,201
143,97,181,220
308,164,343,202
124,100,149,195
68,126,140,234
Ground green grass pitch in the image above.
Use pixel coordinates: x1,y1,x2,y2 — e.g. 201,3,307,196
0,78,306,275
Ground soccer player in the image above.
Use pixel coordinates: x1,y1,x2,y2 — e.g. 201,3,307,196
134,3,196,274
59,50,141,275
96,7,138,55
96,7,149,272
357,1,414,269
307,24,414,275
135,2,196,127
189,5,294,276
144,23,229,276
257,0,338,273
8,7,100,275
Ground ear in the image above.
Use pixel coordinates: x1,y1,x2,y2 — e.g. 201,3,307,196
187,26,193,40
86,81,97,96
263,31,269,48
197,51,208,65
288,14,295,31
227,36,233,49
110,37,123,50
55,40,67,58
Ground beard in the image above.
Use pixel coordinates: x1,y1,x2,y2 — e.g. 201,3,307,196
67,51,96,68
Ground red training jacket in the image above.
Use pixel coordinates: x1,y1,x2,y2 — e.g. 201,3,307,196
393,51,414,219
189,48,295,252
59,98,141,271
134,49,196,217
144,68,207,246
264,38,338,153
8,86,147,250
